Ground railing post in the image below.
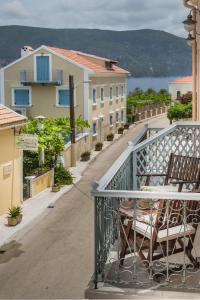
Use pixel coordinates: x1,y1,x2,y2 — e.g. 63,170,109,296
132,151,137,190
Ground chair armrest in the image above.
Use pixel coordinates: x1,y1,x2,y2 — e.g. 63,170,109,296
171,180,199,184
137,173,167,177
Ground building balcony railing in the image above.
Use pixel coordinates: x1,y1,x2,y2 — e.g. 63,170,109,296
87,121,200,299
20,69,63,86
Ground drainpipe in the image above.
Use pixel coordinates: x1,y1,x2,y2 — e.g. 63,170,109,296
183,0,198,120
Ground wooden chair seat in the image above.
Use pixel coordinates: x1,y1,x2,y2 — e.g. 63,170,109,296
132,221,195,242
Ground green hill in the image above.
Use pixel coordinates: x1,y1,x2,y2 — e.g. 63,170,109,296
0,25,191,77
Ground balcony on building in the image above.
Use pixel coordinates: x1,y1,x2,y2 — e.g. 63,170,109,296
85,122,200,299
20,69,63,86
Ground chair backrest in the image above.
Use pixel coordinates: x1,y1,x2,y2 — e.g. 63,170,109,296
165,153,200,189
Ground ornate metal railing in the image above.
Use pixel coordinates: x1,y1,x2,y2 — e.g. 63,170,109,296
93,121,200,294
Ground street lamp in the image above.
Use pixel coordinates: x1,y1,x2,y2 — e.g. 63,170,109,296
183,12,197,32
35,115,46,166
186,32,196,46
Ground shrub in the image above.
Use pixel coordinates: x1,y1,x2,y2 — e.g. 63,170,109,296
118,127,124,134
95,142,103,151
8,206,22,218
107,133,114,141
81,151,91,161
124,124,130,129
167,102,192,122
54,165,73,185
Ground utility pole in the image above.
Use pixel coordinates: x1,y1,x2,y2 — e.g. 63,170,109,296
69,75,76,167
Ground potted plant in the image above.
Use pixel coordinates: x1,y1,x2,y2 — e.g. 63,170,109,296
81,151,91,161
107,133,114,141
95,142,103,151
124,124,130,130
118,127,124,134
7,206,22,226
51,183,61,192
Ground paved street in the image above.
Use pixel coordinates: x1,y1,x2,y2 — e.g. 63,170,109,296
0,116,169,299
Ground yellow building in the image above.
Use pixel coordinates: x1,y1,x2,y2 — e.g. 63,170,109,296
0,45,129,148
0,105,26,215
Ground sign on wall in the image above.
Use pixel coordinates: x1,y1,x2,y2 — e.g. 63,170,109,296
16,134,38,151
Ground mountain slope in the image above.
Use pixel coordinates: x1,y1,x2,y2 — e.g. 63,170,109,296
0,26,191,77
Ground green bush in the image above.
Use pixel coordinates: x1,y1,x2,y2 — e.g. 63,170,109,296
54,165,73,185
167,102,192,122
8,206,22,218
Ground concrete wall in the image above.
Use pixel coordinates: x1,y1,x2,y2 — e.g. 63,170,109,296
0,129,22,215
168,82,192,100
64,133,90,168
31,169,53,197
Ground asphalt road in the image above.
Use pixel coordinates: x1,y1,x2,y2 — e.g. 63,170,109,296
0,116,169,299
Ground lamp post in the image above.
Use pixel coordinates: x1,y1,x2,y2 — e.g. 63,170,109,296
69,75,76,167
35,115,46,167
183,9,198,120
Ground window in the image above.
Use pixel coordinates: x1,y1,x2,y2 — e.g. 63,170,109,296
121,110,124,122
121,85,124,97
93,88,97,104
110,87,113,101
100,87,104,102
57,89,70,106
110,114,113,126
93,122,97,135
176,91,181,99
116,111,119,123
36,55,50,82
116,86,119,98
13,88,30,106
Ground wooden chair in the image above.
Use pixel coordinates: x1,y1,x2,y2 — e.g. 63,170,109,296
140,153,200,192
120,199,200,268
120,154,200,269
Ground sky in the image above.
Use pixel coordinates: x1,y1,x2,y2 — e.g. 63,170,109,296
0,0,189,37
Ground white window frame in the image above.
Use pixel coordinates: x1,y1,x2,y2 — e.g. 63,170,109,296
121,109,125,123
92,121,98,136
116,85,119,100
12,87,32,107
56,86,77,108
100,87,104,103
109,86,113,102
92,88,97,106
109,112,114,127
34,53,52,82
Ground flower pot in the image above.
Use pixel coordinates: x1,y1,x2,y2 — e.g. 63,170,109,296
118,128,124,134
51,185,60,192
17,214,23,224
95,143,103,151
124,124,129,130
107,135,114,142
81,155,90,161
7,217,18,226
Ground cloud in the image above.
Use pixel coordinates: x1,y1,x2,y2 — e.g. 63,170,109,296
1,0,29,18
0,0,190,37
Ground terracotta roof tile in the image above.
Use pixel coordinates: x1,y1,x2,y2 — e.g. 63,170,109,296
48,47,129,75
170,76,192,84
0,105,27,127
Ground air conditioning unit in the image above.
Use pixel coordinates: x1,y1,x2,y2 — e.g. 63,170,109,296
14,108,27,117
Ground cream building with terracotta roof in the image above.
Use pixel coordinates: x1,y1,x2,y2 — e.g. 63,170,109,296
168,76,192,100
0,45,129,154
0,105,26,215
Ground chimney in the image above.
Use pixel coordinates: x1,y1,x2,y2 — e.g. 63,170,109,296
21,45,34,57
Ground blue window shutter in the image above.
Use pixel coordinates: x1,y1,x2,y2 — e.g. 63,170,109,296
58,89,70,106
14,89,30,106
36,56,50,82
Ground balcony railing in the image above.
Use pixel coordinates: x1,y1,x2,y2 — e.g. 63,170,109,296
89,121,200,298
20,69,63,85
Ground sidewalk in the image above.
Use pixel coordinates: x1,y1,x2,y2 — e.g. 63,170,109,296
0,114,167,249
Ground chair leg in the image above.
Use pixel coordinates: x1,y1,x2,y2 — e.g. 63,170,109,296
119,219,132,266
